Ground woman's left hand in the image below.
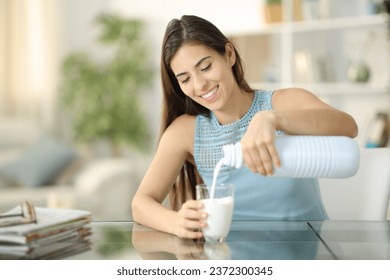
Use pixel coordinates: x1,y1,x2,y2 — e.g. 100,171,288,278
241,110,281,176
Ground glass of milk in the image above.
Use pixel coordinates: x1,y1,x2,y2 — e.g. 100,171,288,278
196,183,234,243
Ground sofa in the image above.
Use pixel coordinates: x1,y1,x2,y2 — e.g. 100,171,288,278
0,118,150,221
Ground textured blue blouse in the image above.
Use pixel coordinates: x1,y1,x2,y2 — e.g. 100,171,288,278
194,90,328,221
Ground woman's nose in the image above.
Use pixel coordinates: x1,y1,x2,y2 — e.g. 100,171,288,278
193,74,208,92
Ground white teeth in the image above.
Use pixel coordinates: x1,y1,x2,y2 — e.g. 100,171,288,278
202,86,218,99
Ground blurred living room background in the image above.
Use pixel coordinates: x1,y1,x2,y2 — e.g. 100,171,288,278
0,0,389,221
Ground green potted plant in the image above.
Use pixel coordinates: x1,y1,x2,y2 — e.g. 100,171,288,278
60,13,153,156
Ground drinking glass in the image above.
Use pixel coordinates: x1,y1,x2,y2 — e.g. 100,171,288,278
196,183,234,243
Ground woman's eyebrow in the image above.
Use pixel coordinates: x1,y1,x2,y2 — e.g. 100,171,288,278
175,56,211,78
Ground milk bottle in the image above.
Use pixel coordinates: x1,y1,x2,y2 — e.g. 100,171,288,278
222,135,360,178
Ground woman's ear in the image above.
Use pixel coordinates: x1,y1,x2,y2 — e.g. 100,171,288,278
225,43,236,67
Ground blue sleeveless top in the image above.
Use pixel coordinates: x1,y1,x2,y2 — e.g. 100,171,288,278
194,90,328,221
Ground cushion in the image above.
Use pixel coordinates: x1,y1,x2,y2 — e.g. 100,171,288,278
0,136,77,188
0,146,25,167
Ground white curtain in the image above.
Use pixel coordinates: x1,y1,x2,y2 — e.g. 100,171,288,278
0,0,60,131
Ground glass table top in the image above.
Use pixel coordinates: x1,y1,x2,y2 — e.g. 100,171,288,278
68,221,338,260
2,220,385,260
308,221,390,260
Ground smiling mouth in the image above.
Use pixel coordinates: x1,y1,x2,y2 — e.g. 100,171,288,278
201,85,219,99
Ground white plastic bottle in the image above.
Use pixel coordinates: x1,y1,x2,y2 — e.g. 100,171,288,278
222,135,360,178
222,142,243,169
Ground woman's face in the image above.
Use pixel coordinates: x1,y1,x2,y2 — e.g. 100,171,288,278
170,43,237,112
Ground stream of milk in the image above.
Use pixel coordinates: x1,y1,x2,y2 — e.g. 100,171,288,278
210,158,224,199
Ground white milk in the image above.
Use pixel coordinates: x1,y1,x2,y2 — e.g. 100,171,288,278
201,196,234,242
210,159,224,199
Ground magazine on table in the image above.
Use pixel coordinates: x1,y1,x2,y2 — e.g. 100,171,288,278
0,203,92,259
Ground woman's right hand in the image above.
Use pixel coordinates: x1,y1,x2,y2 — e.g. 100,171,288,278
174,200,208,239
241,110,281,176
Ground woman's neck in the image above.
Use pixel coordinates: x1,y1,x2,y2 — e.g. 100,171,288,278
214,90,255,125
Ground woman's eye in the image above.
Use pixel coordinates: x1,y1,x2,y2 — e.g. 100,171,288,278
180,77,190,84
201,63,211,72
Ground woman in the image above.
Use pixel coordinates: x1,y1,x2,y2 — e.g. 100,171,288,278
132,15,358,239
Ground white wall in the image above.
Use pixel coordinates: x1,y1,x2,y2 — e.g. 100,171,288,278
59,0,111,54
109,0,263,34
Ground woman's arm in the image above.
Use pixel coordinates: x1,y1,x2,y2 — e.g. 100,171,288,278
272,88,358,137
241,87,358,175
132,115,206,239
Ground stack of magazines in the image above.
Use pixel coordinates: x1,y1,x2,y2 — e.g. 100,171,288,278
0,201,91,259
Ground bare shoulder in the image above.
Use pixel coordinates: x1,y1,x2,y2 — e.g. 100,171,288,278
161,114,196,154
272,87,330,110
165,114,196,137
273,87,316,100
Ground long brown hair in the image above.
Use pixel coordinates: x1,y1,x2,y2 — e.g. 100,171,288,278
160,15,252,210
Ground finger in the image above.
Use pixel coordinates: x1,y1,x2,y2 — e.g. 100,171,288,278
249,146,268,175
181,218,206,230
178,208,207,228
242,148,255,172
268,144,281,169
183,200,204,210
242,144,266,175
259,146,274,175
180,206,208,222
